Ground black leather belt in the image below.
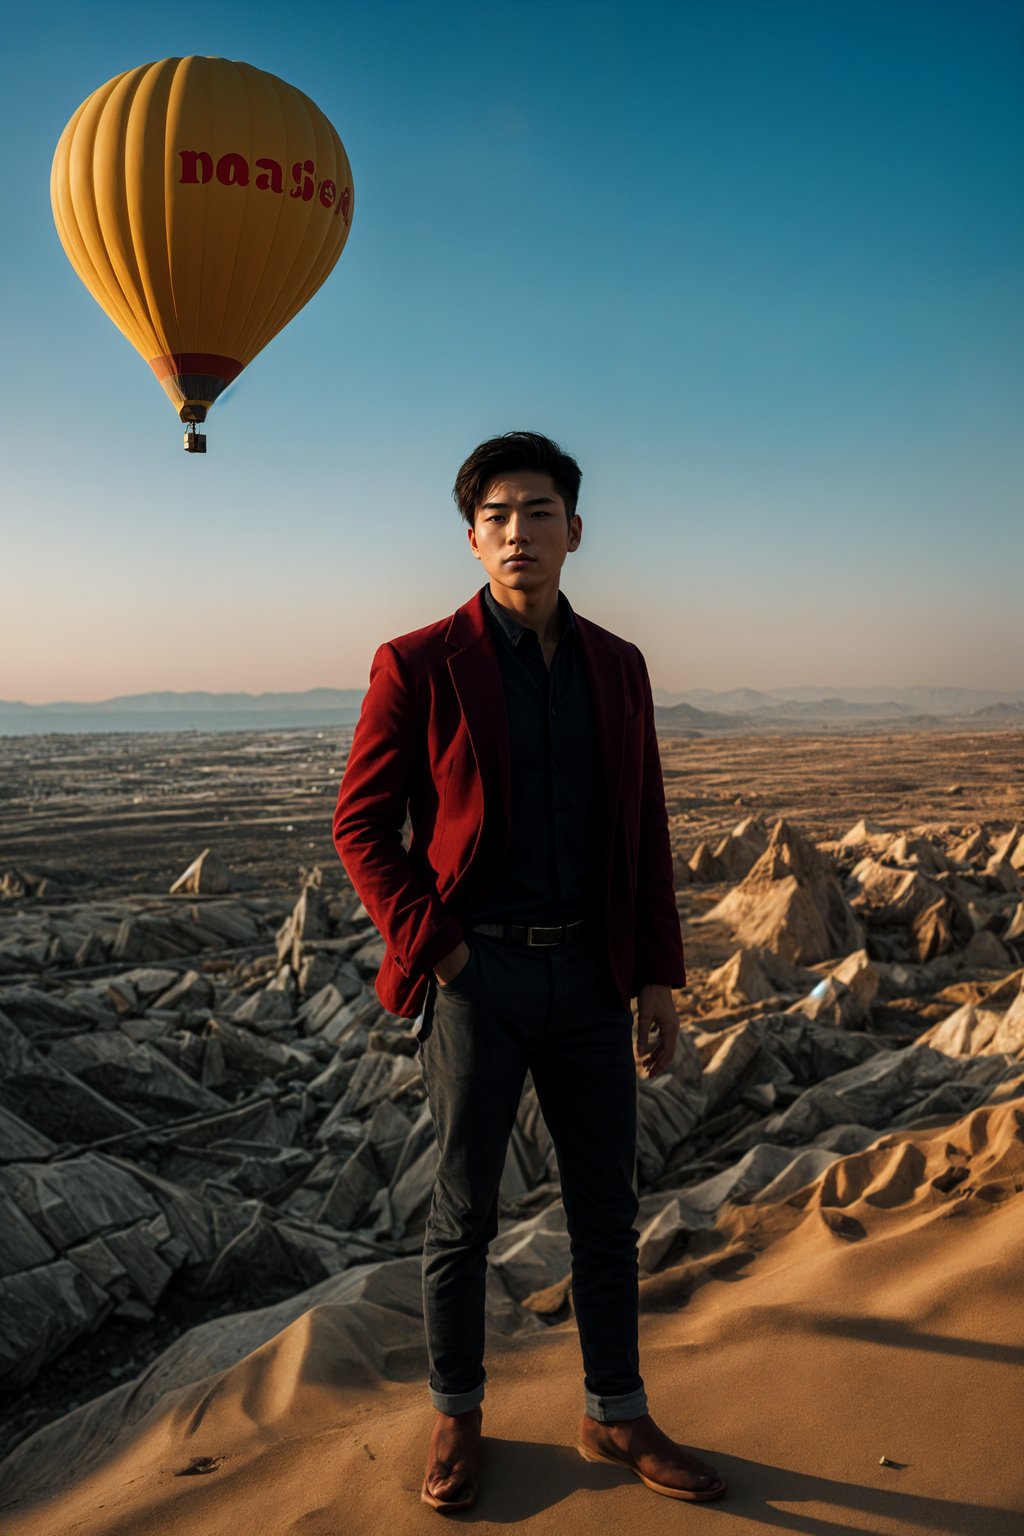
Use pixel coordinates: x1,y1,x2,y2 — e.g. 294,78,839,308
470,918,586,947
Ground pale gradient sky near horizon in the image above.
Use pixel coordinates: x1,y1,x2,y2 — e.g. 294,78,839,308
1,0,1021,703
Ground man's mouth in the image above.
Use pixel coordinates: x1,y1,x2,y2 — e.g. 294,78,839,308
504,555,535,563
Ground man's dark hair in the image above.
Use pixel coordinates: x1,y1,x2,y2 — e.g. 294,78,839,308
453,431,582,525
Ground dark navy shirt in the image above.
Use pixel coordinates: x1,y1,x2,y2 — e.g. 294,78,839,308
464,584,599,925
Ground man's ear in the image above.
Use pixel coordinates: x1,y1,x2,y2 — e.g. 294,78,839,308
467,522,482,560
567,513,583,551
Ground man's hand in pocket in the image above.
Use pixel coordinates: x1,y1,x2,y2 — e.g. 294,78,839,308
434,940,471,986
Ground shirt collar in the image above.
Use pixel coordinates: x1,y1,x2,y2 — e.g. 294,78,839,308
482,584,576,650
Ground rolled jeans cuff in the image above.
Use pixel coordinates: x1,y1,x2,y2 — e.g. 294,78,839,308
429,1380,486,1415
584,1385,649,1422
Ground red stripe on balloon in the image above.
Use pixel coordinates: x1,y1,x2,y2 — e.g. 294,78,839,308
148,353,244,383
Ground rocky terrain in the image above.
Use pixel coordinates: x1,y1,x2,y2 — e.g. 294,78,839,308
0,725,1022,1487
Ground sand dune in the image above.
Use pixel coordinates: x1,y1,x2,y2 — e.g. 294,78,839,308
2,1093,1022,1536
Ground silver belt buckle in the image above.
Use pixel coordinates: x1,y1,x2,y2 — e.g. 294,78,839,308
526,924,561,947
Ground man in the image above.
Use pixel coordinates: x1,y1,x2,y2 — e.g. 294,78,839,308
332,431,726,1510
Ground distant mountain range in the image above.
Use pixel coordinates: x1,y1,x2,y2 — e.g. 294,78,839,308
653,684,1024,713
1,685,1022,737
650,685,1024,735
0,689,367,715
0,689,367,737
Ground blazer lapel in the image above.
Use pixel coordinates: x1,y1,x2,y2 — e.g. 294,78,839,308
446,591,511,834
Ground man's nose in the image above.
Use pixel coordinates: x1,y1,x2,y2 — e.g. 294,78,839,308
506,514,530,543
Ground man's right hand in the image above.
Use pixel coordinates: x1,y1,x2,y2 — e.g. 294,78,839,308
434,940,471,986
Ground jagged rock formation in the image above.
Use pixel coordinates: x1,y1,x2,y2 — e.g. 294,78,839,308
169,849,238,896
2,809,1023,1463
698,819,866,963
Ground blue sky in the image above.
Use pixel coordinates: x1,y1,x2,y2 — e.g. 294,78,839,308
2,0,1021,701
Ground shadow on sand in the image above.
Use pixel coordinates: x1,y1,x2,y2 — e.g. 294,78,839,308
451,1439,1019,1534
806,1313,1024,1368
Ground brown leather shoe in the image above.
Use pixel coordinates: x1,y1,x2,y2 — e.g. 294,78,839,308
577,1413,727,1502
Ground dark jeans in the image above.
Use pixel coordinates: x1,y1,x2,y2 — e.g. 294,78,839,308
416,929,648,1422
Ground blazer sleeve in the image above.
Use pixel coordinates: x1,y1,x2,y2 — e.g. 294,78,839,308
631,650,687,992
332,641,465,979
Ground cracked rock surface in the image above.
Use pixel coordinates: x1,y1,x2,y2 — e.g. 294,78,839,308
0,725,1022,1473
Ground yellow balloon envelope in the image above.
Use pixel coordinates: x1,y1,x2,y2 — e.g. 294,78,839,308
51,57,354,437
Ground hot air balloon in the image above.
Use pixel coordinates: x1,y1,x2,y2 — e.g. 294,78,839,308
51,57,354,452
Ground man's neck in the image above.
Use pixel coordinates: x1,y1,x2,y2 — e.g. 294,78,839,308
486,580,563,645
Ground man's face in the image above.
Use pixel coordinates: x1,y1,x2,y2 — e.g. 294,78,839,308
467,470,582,594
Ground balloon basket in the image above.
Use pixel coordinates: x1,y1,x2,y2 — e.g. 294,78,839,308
183,426,207,454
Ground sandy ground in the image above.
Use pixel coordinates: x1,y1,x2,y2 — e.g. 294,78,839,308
3,1094,1022,1536
2,725,1021,1531
2,728,1021,894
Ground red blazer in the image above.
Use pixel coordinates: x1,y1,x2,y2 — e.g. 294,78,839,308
332,588,685,1018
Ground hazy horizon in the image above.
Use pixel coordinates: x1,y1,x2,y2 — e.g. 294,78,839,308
4,678,1022,710
3,0,1021,702
4,637,1024,706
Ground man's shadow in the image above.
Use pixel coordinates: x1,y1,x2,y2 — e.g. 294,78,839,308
453,1440,1020,1533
